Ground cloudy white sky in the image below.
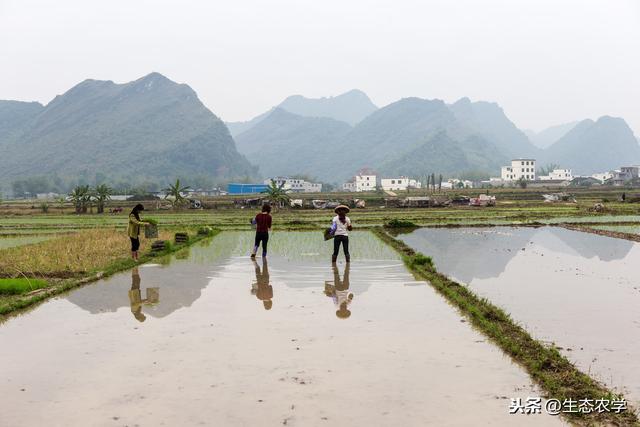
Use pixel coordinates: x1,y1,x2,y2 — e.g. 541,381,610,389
1,0,638,134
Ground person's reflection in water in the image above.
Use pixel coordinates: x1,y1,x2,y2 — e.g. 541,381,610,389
324,264,353,319
128,267,160,322
251,258,273,310
129,267,146,322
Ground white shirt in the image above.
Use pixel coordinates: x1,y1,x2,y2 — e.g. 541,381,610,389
332,215,351,236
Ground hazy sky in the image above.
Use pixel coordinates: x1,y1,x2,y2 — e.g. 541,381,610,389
1,0,638,134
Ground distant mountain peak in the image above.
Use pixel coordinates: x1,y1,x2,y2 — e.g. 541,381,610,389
453,97,471,105
141,71,168,80
526,121,580,149
449,97,538,158
543,115,640,174
277,89,378,126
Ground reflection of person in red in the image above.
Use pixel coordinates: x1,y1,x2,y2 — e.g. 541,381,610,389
324,263,353,319
251,258,273,310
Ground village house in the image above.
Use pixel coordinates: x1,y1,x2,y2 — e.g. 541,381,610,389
342,181,357,192
611,166,639,186
380,176,421,191
538,169,573,181
265,176,322,193
591,172,613,183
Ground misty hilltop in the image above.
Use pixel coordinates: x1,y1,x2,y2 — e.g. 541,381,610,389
226,89,378,136
234,92,639,182
541,116,640,174
525,121,580,149
0,73,254,188
235,96,533,182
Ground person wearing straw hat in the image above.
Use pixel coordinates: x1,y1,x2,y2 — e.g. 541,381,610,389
330,204,352,263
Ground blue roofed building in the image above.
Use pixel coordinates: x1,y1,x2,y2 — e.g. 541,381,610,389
227,183,269,195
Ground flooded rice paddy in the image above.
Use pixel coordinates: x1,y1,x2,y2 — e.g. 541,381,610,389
0,235,53,250
399,226,640,403
0,231,562,426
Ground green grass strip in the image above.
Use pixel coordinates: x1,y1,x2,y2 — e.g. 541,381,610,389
372,227,639,426
0,278,48,295
0,229,220,318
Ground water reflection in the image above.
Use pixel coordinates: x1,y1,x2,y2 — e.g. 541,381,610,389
127,267,160,322
67,260,212,318
398,226,635,283
251,258,273,310
324,264,353,319
398,225,640,402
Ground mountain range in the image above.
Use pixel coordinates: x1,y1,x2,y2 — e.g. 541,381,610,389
234,91,640,182
1,73,639,192
0,73,254,191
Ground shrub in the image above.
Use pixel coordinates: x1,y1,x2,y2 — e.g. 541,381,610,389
411,253,433,267
197,226,214,236
385,218,418,228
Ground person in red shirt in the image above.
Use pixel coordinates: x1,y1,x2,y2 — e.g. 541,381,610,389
251,204,272,258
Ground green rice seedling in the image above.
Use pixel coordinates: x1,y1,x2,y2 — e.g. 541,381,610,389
0,278,48,295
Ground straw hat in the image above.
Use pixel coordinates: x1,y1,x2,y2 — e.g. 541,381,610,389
334,204,350,214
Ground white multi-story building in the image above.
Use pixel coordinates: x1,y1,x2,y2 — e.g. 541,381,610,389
343,169,377,192
539,169,573,181
380,177,422,191
355,172,377,192
355,175,376,191
265,177,322,193
500,159,537,181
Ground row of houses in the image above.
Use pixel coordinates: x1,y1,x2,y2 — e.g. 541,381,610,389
492,158,640,187
341,169,475,192
342,170,423,192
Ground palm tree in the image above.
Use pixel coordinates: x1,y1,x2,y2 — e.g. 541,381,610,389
163,178,191,209
262,179,290,208
55,196,66,214
68,185,90,214
93,184,113,214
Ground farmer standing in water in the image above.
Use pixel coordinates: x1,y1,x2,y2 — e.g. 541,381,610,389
251,203,272,258
330,205,352,264
128,204,149,261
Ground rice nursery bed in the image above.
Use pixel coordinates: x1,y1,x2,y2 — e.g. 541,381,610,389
0,278,48,295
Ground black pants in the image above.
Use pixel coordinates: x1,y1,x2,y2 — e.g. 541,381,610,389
333,235,349,258
130,237,140,252
254,231,269,255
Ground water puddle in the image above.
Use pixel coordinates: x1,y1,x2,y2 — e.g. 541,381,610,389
399,226,640,403
0,231,562,426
